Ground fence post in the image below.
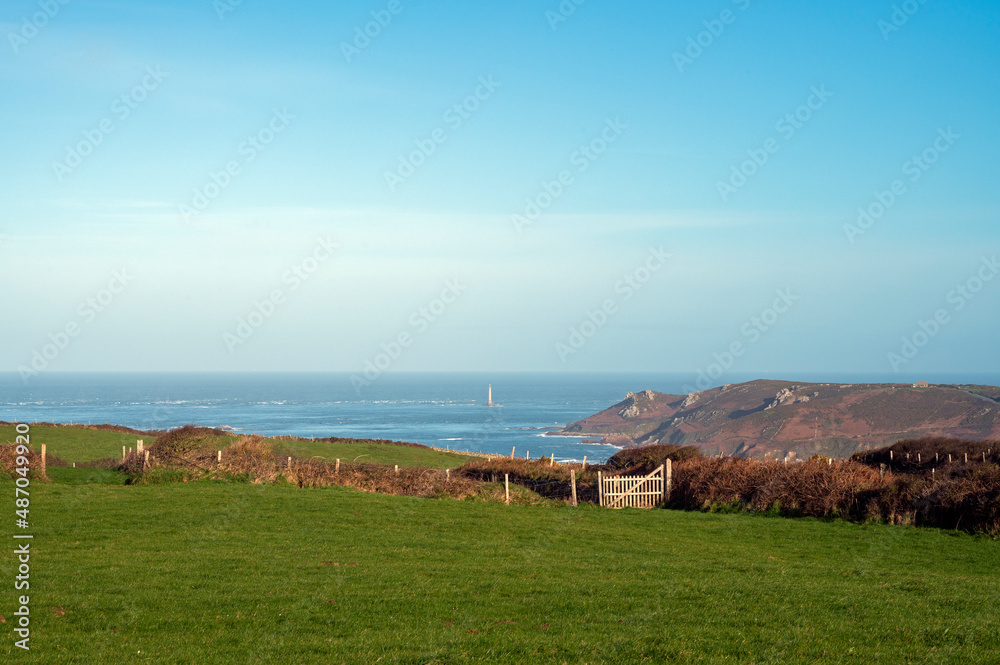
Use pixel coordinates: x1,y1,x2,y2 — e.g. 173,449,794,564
446,469,450,481
948,454,952,464
597,471,604,507
218,450,222,463
287,456,292,469
510,446,515,459
550,453,555,467
890,450,893,461
394,465,399,475
570,470,578,507
918,453,921,463
137,439,143,453
144,450,150,468
582,456,587,469
122,446,126,460
965,453,968,463
40,444,46,476
666,459,673,502
526,450,529,460
505,474,510,505
336,458,340,473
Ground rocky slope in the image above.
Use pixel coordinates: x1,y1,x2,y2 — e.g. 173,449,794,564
556,380,1000,459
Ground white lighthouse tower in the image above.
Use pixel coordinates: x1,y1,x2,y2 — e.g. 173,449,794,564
487,384,494,407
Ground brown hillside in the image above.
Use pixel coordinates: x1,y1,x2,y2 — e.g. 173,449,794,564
555,380,1000,460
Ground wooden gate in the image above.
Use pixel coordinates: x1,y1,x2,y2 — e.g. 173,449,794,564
598,460,672,509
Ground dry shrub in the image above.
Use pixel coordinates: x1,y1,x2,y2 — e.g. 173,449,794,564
668,455,1000,534
0,444,49,481
223,435,276,466
147,424,227,457
605,444,701,474
288,460,484,500
236,455,543,504
460,458,579,483
670,457,896,519
118,449,150,475
854,437,999,473
457,458,599,503
915,464,1000,534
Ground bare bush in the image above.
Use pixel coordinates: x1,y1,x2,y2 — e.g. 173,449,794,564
0,444,49,481
605,444,701,474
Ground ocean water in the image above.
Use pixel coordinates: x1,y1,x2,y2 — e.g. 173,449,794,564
1,372,997,463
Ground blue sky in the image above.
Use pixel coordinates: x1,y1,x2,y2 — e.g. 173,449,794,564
1,0,998,377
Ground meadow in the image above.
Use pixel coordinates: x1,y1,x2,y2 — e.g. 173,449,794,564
2,472,999,663
2,426,999,663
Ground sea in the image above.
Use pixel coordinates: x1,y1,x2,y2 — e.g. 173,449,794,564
1,372,997,464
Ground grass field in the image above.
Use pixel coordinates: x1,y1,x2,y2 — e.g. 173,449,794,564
2,471,998,664
267,438,470,469
0,424,470,469
0,424,149,463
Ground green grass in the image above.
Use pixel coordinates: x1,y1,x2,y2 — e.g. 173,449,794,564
0,424,151,463
0,424,469,469
44,467,128,485
2,478,998,664
266,437,471,469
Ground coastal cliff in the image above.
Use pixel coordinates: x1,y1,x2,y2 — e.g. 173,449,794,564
556,380,1000,459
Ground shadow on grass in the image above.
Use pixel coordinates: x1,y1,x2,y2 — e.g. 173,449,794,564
47,466,129,485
